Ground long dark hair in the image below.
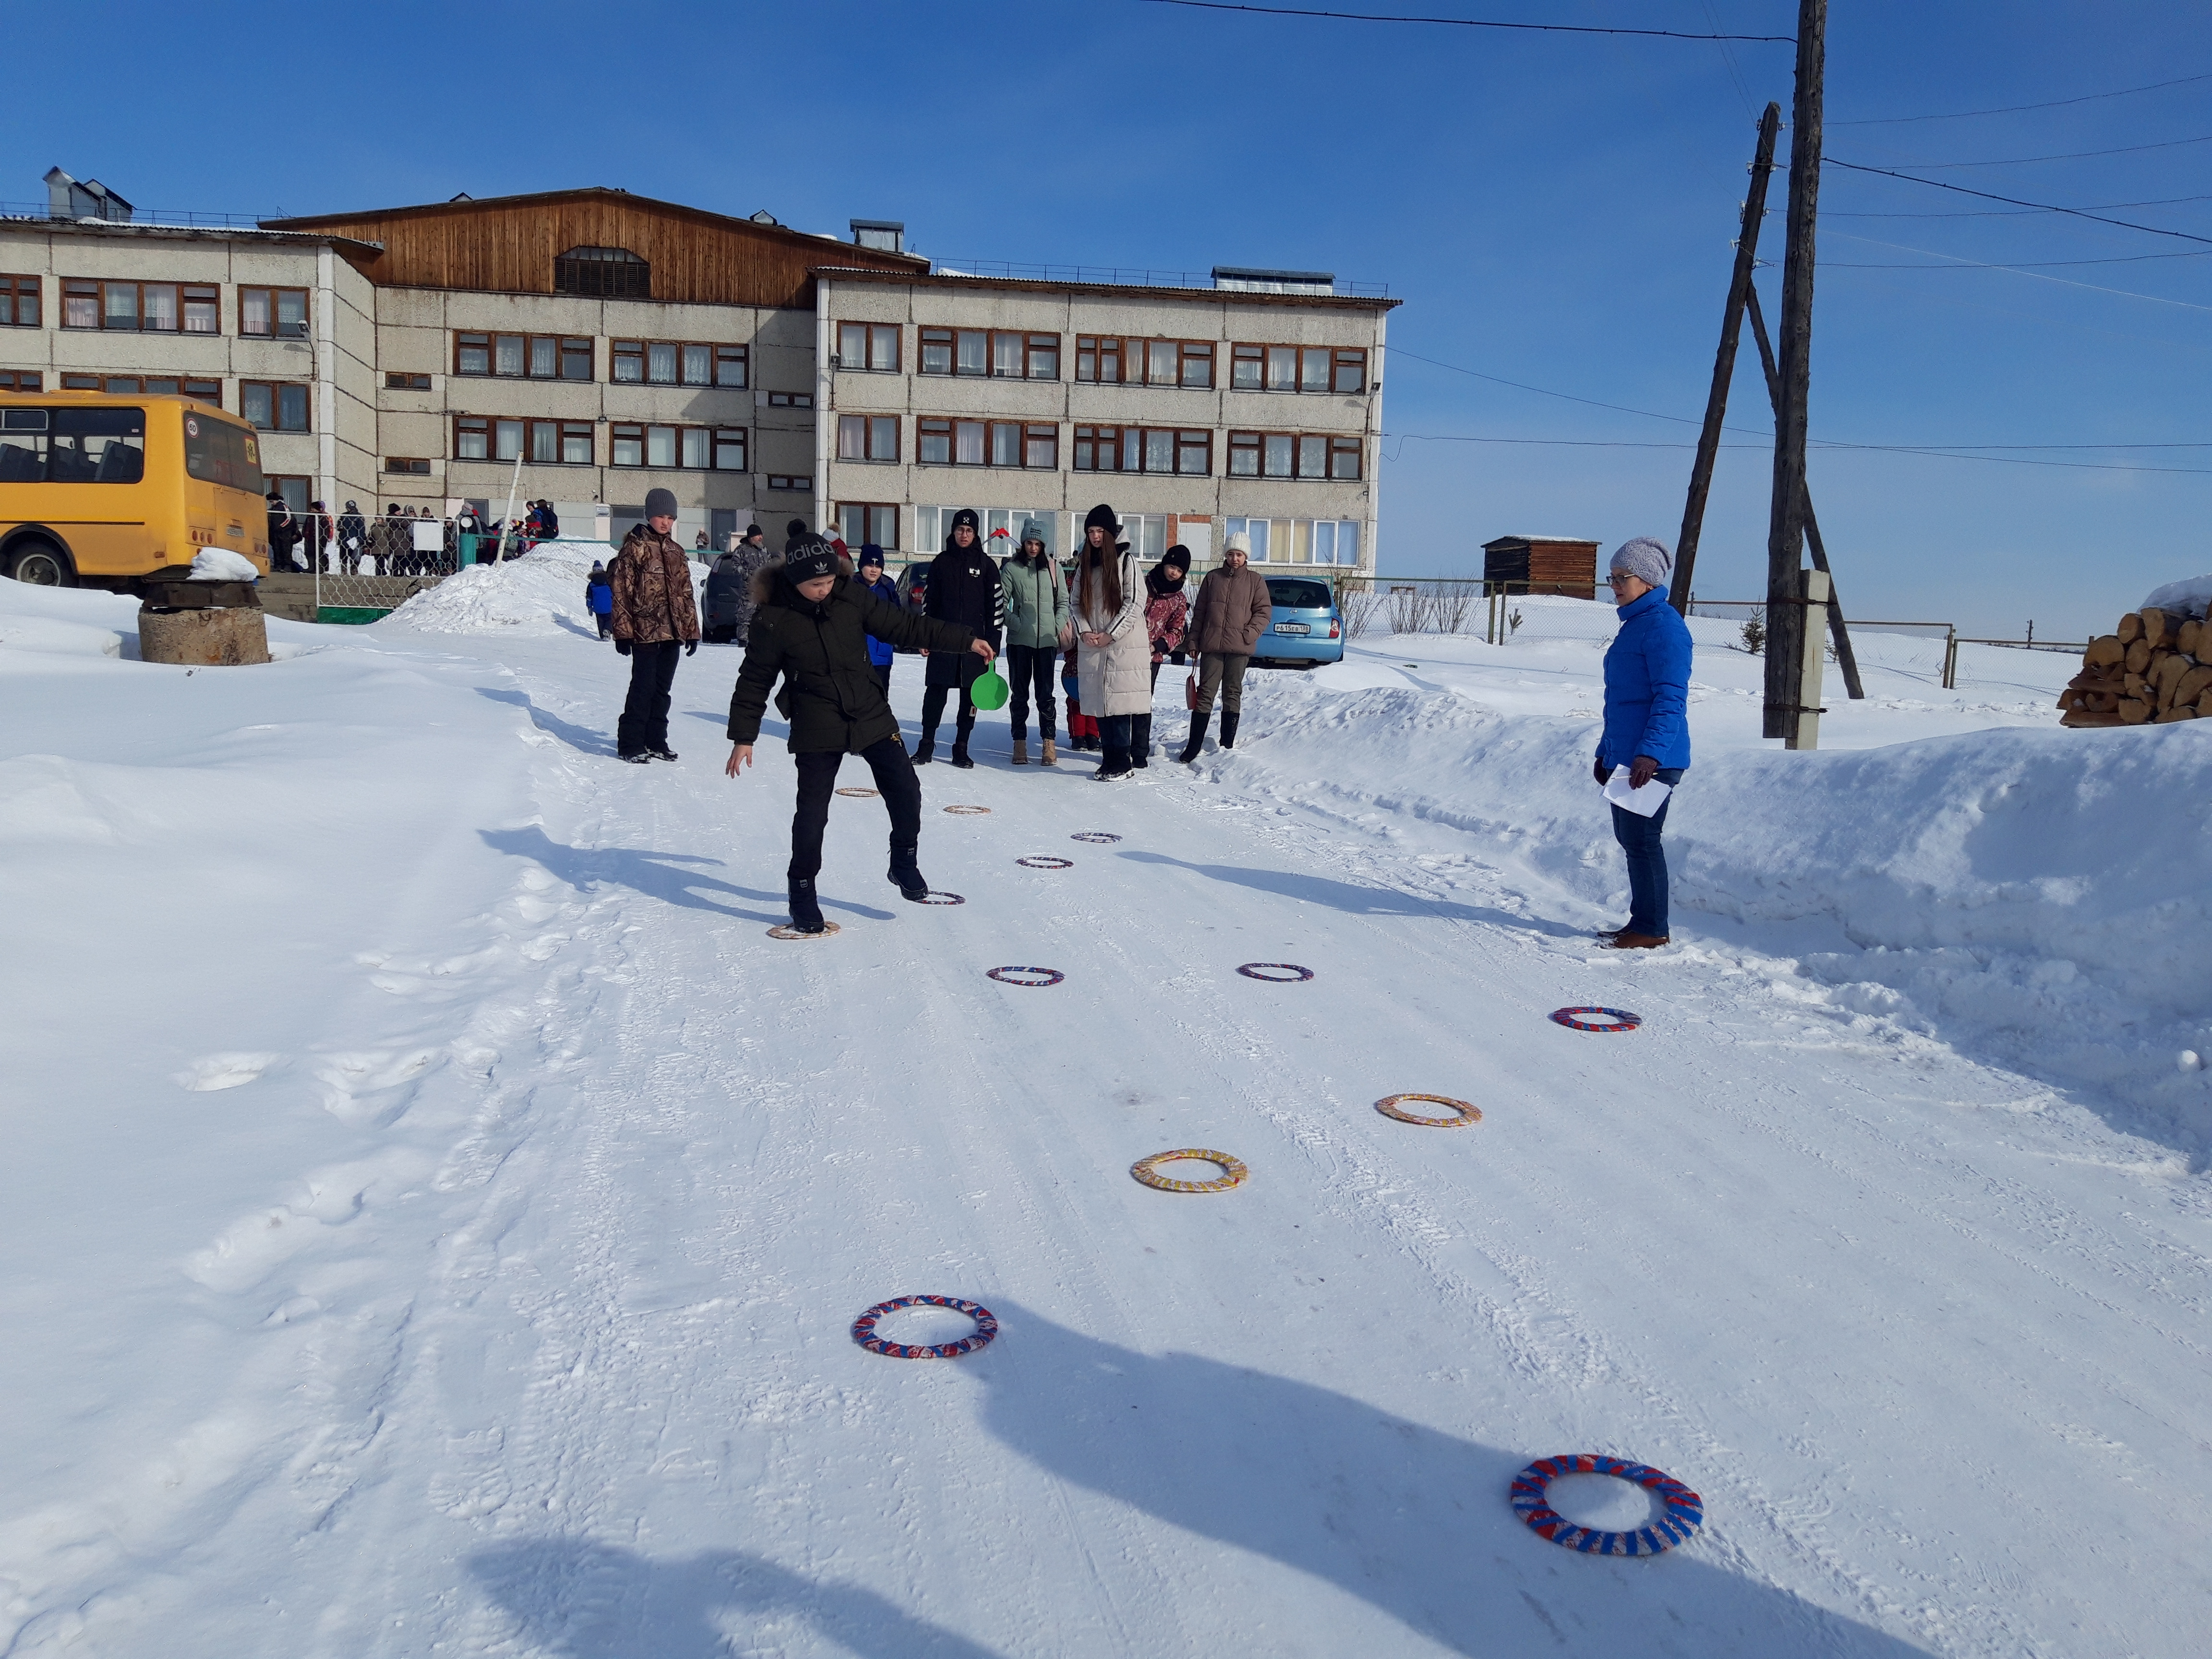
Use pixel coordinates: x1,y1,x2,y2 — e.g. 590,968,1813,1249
1079,527,1123,616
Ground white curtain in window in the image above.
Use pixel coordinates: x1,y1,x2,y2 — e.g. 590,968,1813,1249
647,426,677,467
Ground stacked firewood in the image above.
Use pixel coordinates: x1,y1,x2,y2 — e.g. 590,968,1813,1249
2059,607,2212,727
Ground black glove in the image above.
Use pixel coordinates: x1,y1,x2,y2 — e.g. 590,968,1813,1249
1594,757,1609,786
615,638,631,657
685,639,697,657
1629,755,1659,790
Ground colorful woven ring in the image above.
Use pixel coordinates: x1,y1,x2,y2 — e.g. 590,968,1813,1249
1016,856,1074,869
851,1295,999,1360
1130,1149,1249,1193
987,966,1064,987
1070,831,1122,844
1376,1093,1481,1127
1238,962,1314,983
835,787,879,798
1551,1006,1640,1033
916,891,965,906
943,804,991,815
1510,1455,1703,1556
766,921,842,942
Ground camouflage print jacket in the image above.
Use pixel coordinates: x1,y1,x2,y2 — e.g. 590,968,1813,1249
607,526,701,643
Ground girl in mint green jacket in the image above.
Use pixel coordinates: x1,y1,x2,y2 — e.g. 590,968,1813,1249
999,524,1071,764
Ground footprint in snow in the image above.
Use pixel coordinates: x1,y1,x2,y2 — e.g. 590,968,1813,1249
175,1052,282,1092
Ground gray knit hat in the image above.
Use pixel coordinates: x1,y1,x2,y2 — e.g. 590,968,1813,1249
643,487,679,519
1609,536,1672,589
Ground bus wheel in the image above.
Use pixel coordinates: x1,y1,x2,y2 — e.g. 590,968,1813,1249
6,541,76,587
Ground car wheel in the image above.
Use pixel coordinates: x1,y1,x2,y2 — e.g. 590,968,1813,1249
6,540,75,587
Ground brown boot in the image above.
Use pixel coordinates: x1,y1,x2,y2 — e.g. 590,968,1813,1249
1010,737,1029,766
1603,931,1670,950
1040,737,1057,766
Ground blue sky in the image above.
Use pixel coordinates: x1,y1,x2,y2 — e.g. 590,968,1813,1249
8,0,2208,634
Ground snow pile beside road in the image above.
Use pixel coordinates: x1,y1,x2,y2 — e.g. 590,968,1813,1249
382,540,652,637
0,582,144,661
1230,669,2212,1150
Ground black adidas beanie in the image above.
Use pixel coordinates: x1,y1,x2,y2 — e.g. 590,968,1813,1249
785,534,839,584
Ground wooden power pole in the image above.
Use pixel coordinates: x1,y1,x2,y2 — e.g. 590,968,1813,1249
1672,101,1781,615
1765,0,1827,741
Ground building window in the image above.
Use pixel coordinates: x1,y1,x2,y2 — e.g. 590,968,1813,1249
612,340,642,383
1228,430,1357,480
1024,424,1058,469
1226,516,1362,565
836,323,900,373
1235,344,1357,394
0,371,44,390
1025,335,1060,380
456,333,577,379
239,287,308,338
919,328,953,376
1113,428,1208,474
455,415,489,460
495,418,524,461
529,420,560,463
767,474,811,493
611,423,643,467
1331,349,1367,393
649,342,677,384
1129,340,1213,389
1330,435,1362,478
647,425,678,467
0,276,40,328
385,457,433,475
385,371,434,390
838,414,899,462
60,279,208,332
918,417,1016,468
608,339,728,387
713,428,747,470
78,376,215,404
60,373,98,389
563,421,595,465
456,334,491,376
1072,425,1120,471
1075,337,1122,383
716,345,746,387
989,421,1021,468
838,502,899,550
553,245,649,298
766,390,813,408
562,337,594,380
181,378,221,405
606,424,726,469
918,418,950,465
240,381,311,432
958,330,987,375
956,420,985,465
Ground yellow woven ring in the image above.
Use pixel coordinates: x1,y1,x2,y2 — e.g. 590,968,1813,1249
836,787,879,798
943,804,991,815
1375,1093,1481,1127
1130,1149,1249,1193
767,921,842,942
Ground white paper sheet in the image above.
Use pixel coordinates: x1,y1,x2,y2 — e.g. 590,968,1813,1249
1605,765,1673,817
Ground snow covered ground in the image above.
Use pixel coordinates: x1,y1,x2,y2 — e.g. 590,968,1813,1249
3,548,2208,1658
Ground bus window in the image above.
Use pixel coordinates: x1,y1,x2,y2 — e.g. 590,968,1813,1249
182,413,264,495
49,407,146,484
0,408,48,481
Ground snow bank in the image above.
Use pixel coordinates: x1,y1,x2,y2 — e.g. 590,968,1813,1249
1229,670,2212,1152
382,537,711,639
2139,575,2212,619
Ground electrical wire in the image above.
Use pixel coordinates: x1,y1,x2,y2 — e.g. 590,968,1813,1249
1873,132,2212,169
1382,431,2212,474
1821,232,2212,310
1823,240,2212,270
1831,70,2212,126
1134,0,1793,42
1825,193,2212,219
1698,0,1760,124
1824,161,2212,246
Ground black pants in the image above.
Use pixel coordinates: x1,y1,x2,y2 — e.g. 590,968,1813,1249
790,736,924,880
873,662,892,697
1099,712,1134,772
594,614,611,639
919,682,976,742
617,639,682,755
1005,643,1058,741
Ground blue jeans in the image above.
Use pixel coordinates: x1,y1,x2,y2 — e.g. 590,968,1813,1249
1610,767,1684,937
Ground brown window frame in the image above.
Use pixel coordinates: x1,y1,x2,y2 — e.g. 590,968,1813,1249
60,278,204,333
835,322,901,373
1129,340,1214,390
838,413,900,463
608,338,733,388
1227,429,1359,480
767,473,813,493
238,286,309,339
1075,337,1123,384
605,423,734,470
0,275,40,328
766,390,814,408
239,380,312,433
1023,423,1058,469
75,374,215,404
917,417,952,465
562,337,595,381
837,502,900,551
715,344,746,387
562,421,596,465
1071,425,1122,471
712,428,747,471
918,327,954,376
1116,427,1210,475
385,371,434,390
454,415,490,461
1330,434,1363,479
1024,335,1060,380
0,370,44,390
384,457,432,476
610,423,644,468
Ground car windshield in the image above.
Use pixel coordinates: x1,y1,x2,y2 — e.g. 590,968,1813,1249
1267,579,1333,610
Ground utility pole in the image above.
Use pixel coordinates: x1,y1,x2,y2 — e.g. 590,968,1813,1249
1765,0,1826,742
1673,101,1781,616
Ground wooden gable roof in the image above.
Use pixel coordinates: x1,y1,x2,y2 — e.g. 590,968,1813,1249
261,187,925,310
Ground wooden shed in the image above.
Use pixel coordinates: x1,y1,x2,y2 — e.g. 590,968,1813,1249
1481,535,1600,600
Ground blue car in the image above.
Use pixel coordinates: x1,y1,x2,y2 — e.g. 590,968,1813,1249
1255,575,1345,666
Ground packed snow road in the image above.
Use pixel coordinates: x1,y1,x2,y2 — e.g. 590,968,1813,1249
2,560,2208,1658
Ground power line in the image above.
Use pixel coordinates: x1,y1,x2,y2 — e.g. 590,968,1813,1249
1825,193,2212,219
1878,132,2212,170
1824,160,2212,246
1384,431,2212,474
1134,0,1793,42
1824,243,2212,269
1823,231,2212,311
1831,69,2212,126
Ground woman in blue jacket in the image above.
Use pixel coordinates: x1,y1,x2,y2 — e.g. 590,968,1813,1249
1594,537,1692,948
857,544,899,694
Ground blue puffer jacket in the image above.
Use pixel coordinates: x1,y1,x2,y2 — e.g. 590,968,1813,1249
860,573,899,666
1598,585,1692,770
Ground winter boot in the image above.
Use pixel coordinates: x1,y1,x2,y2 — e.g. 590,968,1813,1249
1131,713,1152,768
646,743,678,762
786,876,827,935
950,736,975,769
912,732,936,764
1219,711,1240,750
1040,737,1058,767
887,843,929,902
1010,737,1029,766
1177,713,1211,765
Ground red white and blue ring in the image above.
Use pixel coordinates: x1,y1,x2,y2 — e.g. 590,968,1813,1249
1510,1454,1703,1556
851,1295,999,1359
1550,1006,1641,1033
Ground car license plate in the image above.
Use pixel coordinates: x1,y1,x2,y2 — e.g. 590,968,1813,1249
1274,622,1311,635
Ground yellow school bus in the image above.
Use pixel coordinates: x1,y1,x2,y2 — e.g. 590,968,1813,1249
0,390,271,587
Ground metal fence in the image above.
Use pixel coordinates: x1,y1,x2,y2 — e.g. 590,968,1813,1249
286,515,555,622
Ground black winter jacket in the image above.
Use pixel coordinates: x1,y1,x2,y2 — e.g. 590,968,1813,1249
923,539,1005,689
729,565,975,753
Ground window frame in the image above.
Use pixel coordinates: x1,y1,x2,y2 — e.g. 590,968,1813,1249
1075,337,1123,384
0,275,40,329
60,278,202,333
767,473,813,493
1072,425,1122,472
838,413,900,463
918,327,954,376
766,390,814,409
238,286,310,339
239,379,312,433
1225,429,1359,481
712,428,748,471
454,415,490,461
384,457,433,476
836,322,901,373
837,502,900,551
385,371,434,390
609,337,733,387
0,370,44,391
605,423,727,469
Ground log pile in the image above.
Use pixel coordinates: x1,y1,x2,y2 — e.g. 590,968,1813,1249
2059,607,2212,727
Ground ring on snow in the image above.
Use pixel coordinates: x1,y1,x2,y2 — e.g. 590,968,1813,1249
916,891,966,906
1130,1149,1249,1193
1510,1455,1703,1556
851,1295,999,1359
1016,856,1074,869
1550,1006,1641,1033
835,787,879,798
1070,831,1122,844
767,921,842,941
1376,1093,1481,1127
1238,962,1314,983
943,804,991,815
987,966,1064,987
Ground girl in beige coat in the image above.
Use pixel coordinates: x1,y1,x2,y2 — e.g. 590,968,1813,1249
1072,503,1151,780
